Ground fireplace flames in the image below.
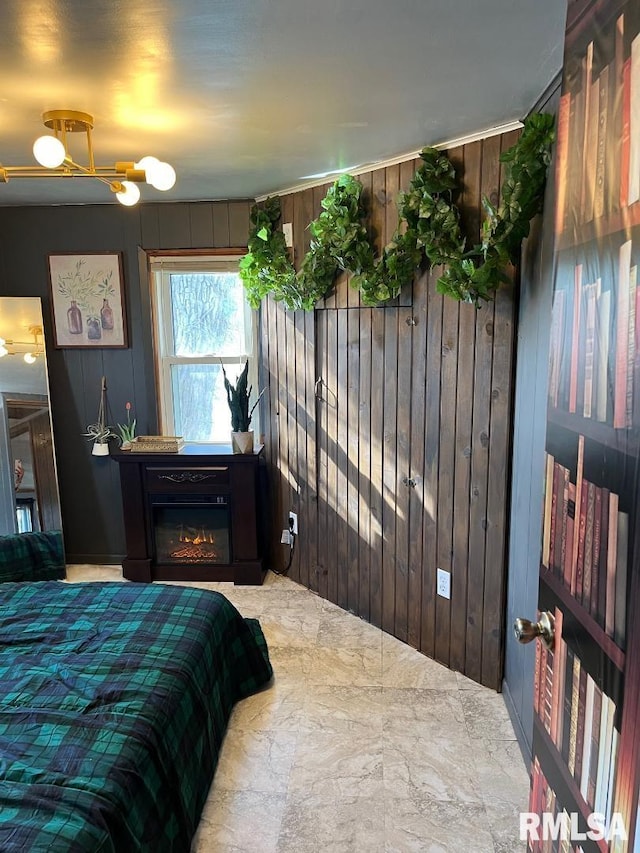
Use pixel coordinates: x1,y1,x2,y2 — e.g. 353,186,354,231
169,527,218,561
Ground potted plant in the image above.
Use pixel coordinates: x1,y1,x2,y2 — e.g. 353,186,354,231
117,401,137,450
221,361,264,454
83,376,117,456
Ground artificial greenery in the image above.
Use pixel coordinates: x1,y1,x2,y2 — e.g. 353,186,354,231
240,112,555,310
297,174,374,309
239,197,297,309
221,361,264,432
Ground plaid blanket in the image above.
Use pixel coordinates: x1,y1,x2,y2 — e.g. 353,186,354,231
0,581,272,851
0,531,65,582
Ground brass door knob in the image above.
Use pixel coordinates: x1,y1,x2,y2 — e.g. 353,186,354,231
513,611,555,651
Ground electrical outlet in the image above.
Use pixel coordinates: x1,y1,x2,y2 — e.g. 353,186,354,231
436,568,451,599
288,511,298,535
282,222,293,247
281,529,292,545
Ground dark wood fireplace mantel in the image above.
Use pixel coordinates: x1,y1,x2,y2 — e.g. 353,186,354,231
113,445,267,585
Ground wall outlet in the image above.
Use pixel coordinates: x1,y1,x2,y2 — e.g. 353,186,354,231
288,511,298,535
436,568,451,599
282,222,293,247
281,529,292,545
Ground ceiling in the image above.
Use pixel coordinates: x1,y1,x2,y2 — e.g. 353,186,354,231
0,0,567,207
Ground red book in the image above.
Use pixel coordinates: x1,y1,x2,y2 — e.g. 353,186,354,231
575,475,589,602
550,608,565,745
571,436,585,595
533,635,542,716
597,486,610,628
563,482,576,591
582,482,596,608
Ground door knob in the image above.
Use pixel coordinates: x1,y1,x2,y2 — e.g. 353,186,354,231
513,611,555,651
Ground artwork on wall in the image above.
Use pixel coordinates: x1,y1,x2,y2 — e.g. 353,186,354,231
47,252,128,348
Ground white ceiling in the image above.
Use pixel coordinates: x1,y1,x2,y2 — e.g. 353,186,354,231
0,0,567,207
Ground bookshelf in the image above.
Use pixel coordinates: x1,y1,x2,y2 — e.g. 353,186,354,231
530,1,640,848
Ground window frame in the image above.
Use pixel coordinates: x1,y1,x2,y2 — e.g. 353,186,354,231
149,251,258,444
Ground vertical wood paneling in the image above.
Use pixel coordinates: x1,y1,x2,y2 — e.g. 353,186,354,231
407,269,428,648
382,307,398,634
347,307,360,612
336,309,349,609
369,308,385,628
357,307,372,621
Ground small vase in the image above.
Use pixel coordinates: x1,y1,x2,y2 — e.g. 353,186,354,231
100,299,114,330
67,300,82,334
92,442,110,456
87,317,102,340
231,430,254,454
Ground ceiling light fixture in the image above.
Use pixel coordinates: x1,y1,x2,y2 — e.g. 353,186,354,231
0,110,176,206
0,325,44,364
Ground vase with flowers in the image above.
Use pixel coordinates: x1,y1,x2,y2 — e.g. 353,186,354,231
117,402,137,450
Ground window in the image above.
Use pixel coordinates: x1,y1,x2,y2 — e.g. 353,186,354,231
151,255,257,444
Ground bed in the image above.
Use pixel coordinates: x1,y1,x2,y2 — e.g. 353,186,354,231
0,532,273,852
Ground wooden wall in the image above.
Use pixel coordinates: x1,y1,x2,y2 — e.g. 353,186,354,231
0,200,251,562
260,131,520,688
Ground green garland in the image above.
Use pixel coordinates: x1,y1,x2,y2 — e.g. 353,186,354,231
240,112,555,310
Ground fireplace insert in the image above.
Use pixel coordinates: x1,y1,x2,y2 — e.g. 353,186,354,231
150,495,230,565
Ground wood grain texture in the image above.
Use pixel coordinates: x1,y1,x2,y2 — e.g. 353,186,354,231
258,134,518,687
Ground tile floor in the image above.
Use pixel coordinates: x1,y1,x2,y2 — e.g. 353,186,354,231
66,565,530,852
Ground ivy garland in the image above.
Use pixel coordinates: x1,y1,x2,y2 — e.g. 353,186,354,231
239,112,555,310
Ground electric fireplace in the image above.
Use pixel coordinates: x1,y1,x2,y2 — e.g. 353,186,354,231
113,446,266,584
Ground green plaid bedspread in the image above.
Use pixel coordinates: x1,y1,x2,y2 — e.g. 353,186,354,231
0,531,65,582
0,581,273,851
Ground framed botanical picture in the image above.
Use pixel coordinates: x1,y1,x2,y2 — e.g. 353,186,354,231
48,252,128,348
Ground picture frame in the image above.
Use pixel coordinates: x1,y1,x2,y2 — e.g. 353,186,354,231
47,252,128,348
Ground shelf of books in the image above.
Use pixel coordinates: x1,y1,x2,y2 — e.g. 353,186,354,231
556,7,640,252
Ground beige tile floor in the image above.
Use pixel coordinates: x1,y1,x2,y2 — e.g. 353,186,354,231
66,565,530,852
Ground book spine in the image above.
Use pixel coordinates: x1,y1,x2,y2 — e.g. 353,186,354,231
628,34,640,205
575,473,588,602
620,56,631,209
614,510,628,648
555,92,571,235
595,288,611,423
568,653,581,776
583,281,600,418
598,486,610,629
594,65,609,221
570,265,583,414
574,663,588,785
563,482,576,591
614,241,632,428
587,684,603,807
543,453,554,570
571,436,585,595
580,675,596,800
582,481,596,609
606,491,619,638
590,485,602,620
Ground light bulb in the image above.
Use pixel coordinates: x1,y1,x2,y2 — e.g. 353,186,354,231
148,161,176,191
0,345,8,358
115,180,141,206
33,135,66,168
135,155,160,180
23,352,36,364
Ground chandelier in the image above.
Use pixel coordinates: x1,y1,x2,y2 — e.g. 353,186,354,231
0,325,44,364
0,110,176,206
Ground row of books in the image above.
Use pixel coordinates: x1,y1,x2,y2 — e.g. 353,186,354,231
542,437,628,647
548,239,638,429
555,13,639,236
534,608,619,821
530,758,587,853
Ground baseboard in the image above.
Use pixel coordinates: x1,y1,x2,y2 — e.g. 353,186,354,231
65,554,124,566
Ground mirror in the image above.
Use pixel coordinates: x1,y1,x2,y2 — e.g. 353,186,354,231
0,297,62,535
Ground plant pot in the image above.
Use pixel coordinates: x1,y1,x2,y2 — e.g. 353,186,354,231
231,430,254,454
120,440,132,451
92,442,110,456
